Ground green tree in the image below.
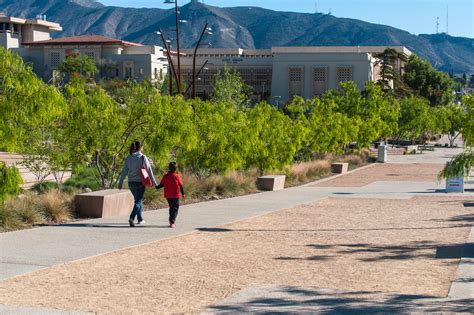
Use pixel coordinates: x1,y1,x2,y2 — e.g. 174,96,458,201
374,48,408,93
59,54,98,78
403,54,454,105
433,104,465,147
0,47,66,152
62,80,162,188
211,65,252,110
439,95,474,179
396,96,433,143
245,103,299,173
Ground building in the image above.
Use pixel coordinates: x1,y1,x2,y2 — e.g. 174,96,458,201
179,46,411,102
1,13,168,83
22,35,168,83
1,13,411,101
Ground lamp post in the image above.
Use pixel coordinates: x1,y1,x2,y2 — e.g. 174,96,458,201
185,60,209,96
156,30,180,95
192,23,212,98
164,0,182,94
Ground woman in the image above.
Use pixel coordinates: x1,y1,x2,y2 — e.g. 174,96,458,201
118,141,157,227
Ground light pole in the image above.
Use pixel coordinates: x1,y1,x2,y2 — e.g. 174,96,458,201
156,30,180,95
192,23,212,98
164,0,182,94
185,60,209,96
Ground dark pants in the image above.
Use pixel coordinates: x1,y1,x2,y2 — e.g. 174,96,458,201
129,181,145,222
167,198,180,224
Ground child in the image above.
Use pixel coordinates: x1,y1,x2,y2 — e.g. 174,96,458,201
156,162,185,228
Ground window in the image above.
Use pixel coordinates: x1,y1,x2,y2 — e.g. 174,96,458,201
336,66,353,83
124,67,133,79
313,67,327,96
289,67,303,96
84,52,94,60
50,52,61,68
154,68,158,79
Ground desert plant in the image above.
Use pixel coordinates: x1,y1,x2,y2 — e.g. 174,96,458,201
4,195,46,225
35,190,72,223
0,206,26,231
286,160,331,185
0,162,22,204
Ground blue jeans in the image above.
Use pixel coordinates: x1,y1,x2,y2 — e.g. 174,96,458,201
128,181,145,222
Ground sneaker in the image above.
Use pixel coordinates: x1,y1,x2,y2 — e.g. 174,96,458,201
128,219,135,227
170,223,176,228
138,220,146,225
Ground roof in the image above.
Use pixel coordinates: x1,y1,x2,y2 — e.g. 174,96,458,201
272,46,412,55
23,35,143,47
0,16,62,31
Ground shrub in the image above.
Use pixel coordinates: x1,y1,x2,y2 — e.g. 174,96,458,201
0,162,22,204
63,167,101,191
4,195,46,225
35,190,72,223
286,160,331,185
0,206,25,231
31,181,59,193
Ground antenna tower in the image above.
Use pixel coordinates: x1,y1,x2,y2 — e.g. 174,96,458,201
446,5,449,34
436,17,439,34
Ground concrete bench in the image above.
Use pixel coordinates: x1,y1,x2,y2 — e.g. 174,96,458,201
257,175,286,191
331,162,349,174
75,189,133,218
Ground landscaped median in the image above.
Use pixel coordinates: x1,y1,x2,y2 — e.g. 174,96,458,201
0,151,374,232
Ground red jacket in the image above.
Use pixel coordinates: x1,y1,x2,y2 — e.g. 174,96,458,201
160,172,184,199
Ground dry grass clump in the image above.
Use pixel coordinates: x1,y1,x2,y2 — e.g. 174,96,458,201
35,190,72,223
286,160,331,186
1,190,74,232
4,195,46,225
143,171,259,209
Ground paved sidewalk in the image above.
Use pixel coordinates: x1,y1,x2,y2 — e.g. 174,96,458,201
0,148,472,313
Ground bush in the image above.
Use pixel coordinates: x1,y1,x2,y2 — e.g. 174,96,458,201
286,160,331,185
31,181,59,193
4,195,46,225
0,206,25,231
63,167,101,191
0,162,22,204
35,190,73,223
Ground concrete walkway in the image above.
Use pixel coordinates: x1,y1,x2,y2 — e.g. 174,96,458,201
0,147,473,313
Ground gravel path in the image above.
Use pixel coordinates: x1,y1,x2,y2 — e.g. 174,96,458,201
0,195,470,314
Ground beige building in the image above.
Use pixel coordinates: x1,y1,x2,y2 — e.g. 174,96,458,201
22,35,168,83
1,14,168,83
2,13,411,102
180,46,410,102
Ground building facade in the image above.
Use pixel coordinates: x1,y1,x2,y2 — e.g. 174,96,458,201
1,14,168,83
179,46,411,102
1,14,412,102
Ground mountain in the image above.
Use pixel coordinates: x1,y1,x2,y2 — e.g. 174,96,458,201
1,0,472,73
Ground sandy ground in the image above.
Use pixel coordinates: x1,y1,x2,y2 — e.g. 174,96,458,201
0,194,471,314
314,163,444,187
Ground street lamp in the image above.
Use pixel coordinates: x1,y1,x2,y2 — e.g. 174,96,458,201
155,30,179,95
192,23,212,98
164,0,182,94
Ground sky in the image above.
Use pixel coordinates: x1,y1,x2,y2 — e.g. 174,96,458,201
100,0,473,38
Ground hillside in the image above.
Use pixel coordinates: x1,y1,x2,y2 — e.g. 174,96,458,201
1,0,472,73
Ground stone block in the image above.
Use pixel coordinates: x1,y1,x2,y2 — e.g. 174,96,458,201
257,175,286,191
75,189,133,218
331,162,349,174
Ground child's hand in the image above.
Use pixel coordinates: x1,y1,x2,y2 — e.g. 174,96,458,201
182,194,186,200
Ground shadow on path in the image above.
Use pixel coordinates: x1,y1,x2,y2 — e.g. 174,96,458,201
209,286,474,313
